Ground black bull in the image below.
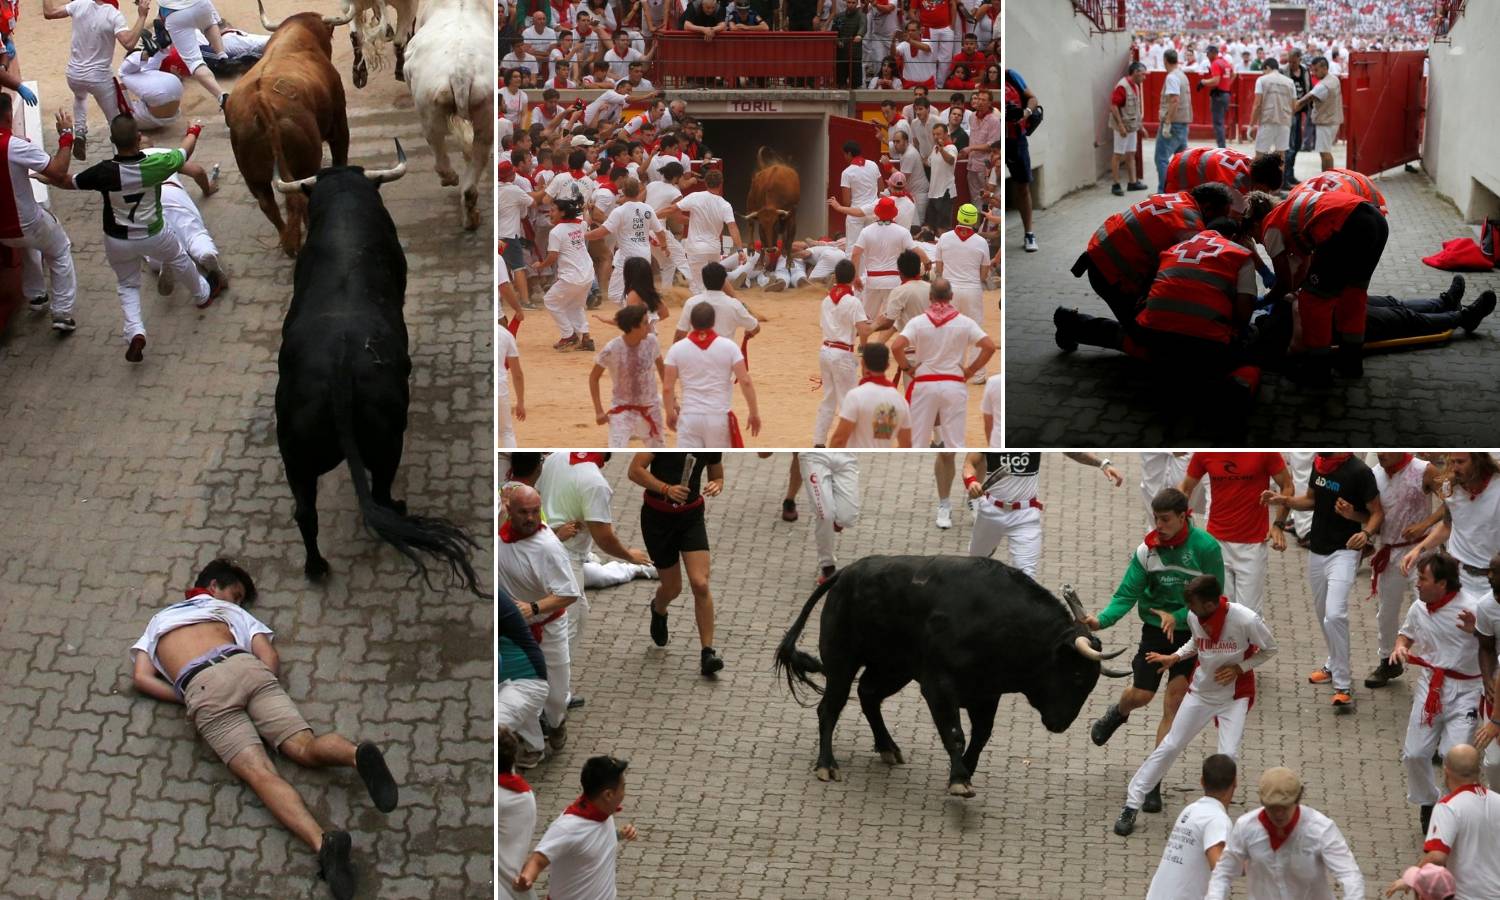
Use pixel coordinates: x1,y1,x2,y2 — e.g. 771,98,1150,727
274,155,483,595
775,556,1128,796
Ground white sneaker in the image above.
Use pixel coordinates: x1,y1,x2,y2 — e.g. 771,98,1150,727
936,505,953,529
1023,233,1039,252
636,564,659,580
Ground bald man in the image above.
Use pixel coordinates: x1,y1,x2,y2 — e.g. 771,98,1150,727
1418,745,1500,894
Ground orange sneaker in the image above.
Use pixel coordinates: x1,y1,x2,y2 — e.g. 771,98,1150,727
1331,690,1354,711
1308,667,1332,684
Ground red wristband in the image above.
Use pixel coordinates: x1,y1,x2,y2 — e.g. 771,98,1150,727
58,133,74,150
186,124,202,138
963,475,978,488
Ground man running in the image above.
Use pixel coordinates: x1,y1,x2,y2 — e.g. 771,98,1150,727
47,0,150,160
2,101,79,332
799,450,859,583
1366,452,1438,690
1145,755,1236,900
532,190,595,352
836,139,881,248
130,559,398,900
850,196,923,322
514,756,639,897
828,343,910,449
142,136,225,294
888,278,995,448
813,259,870,446
964,451,1122,579
662,168,743,296
933,202,992,381
630,451,727,676
591,305,666,447
1179,452,1293,615
662,303,760,448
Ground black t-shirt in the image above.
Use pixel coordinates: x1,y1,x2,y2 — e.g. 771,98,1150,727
1307,455,1379,555
681,3,726,28
646,452,723,504
984,452,1040,476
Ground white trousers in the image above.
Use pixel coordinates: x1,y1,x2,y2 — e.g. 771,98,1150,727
163,0,221,73
2,210,77,316
497,381,516,448
686,249,720,296
1288,453,1314,537
861,286,891,324
496,676,549,752
1127,689,1249,808
814,347,859,445
1403,677,1482,805
908,379,966,448
676,411,730,448
607,252,650,303
1220,539,1268,616
844,215,868,248
1308,548,1360,691
968,502,1042,579
129,97,179,130
1374,560,1416,658
652,230,690,285
802,453,859,569
105,229,207,342
1139,453,1206,527
538,613,571,730
926,26,956,86
565,554,591,653
148,189,220,277
953,286,985,367
608,407,665,447
544,278,590,338
1459,570,1500,788
66,74,123,138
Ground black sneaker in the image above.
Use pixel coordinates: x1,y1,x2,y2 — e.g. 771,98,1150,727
649,601,668,647
1091,703,1128,746
1461,290,1496,335
1127,180,1149,191
566,696,586,710
781,498,798,522
1113,806,1138,836
51,316,76,333
1054,307,1080,353
355,741,398,813
1111,183,1124,196
317,831,356,900
1365,660,1404,689
28,295,47,311
1142,783,1163,814
125,333,146,363
701,647,724,677
1440,275,1466,311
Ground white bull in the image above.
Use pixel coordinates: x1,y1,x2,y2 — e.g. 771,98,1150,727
402,0,492,230
350,0,420,88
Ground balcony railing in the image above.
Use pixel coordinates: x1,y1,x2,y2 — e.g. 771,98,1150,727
1073,0,1127,33
652,31,839,89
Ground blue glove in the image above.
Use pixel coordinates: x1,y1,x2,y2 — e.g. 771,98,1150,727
3,36,15,58
16,83,36,107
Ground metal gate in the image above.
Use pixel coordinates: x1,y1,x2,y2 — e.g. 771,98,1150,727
1346,50,1427,175
827,115,881,237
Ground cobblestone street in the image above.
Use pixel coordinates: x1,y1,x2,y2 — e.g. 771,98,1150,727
0,88,495,897
522,452,1432,899
1004,140,1500,445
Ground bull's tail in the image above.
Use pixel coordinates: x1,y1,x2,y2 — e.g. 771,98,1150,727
328,338,487,597
757,146,778,170
448,70,475,151
773,573,837,706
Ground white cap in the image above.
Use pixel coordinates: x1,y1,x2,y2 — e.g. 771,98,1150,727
570,134,595,147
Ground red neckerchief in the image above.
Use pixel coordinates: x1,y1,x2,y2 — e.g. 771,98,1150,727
1258,806,1301,851
687,328,717,351
498,772,531,793
900,275,921,284
1145,520,1191,550
569,168,587,179
828,284,854,305
1426,588,1460,614
559,217,582,224
563,794,619,822
570,452,606,466
859,374,894,387
888,189,909,199
925,302,960,327
499,521,546,543
596,176,617,193
183,588,214,600
953,225,977,241
552,75,571,89
1382,453,1414,475
1200,597,1231,642
1461,473,1493,500
850,155,867,167
1314,453,1352,475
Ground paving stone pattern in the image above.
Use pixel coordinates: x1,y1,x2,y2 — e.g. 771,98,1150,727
522,452,1429,899
1005,140,1500,445
0,103,494,898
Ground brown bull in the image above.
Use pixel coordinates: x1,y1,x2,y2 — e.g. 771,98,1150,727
745,146,800,255
225,0,355,256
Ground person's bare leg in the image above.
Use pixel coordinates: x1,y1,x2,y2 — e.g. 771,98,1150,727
785,454,801,502
653,564,682,613
682,550,714,649
189,64,226,104
1117,685,1156,716
279,729,357,769
226,743,326,850
203,22,226,56
934,452,955,502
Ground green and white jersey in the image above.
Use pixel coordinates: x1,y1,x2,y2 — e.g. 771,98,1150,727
74,149,185,240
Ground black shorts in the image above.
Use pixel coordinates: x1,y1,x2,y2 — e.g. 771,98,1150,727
640,504,709,570
1005,132,1033,183
500,237,530,273
1131,621,1194,692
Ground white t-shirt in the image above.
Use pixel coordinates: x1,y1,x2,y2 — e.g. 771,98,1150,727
603,200,664,263
840,159,881,211
497,526,580,607
585,90,630,128
1206,805,1365,900
1445,478,1500,570
1374,457,1431,545
854,221,916,289
819,292,867,345
522,24,558,59
603,47,643,80
980,377,1001,447
496,182,535,239
548,220,595,285
806,244,848,279
1400,592,1482,676
935,230,989,288
676,291,757,344
499,87,529,126
547,47,577,81
901,311,985,377
1174,601,1278,705
665,335,743,416
928,142,958,199
546,171,596,206
503,50,537,76
644,180,681,213
4,136,51,228
1425,785,1500,899
1147,796,1233,900
497,784,537,898
130,593,275,679
533,809,621,900
677,190,735,255
896,145,928,196
66,0,130,81
895,40,936,84
536,452,615,559
837,380,908,448
497,326,519,390
646,151,690,183
595,333,662,408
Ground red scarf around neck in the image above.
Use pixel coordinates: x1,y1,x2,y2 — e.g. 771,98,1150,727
859,374,894,387
926,302,960,327
564,794,619,822
1199,597,1231,642
687,328,718,351
1145,518,1191,550
1382,453,1414,475
498,772,531,793
1258,806,1301,851
1314,453,1352,475
1425,588,1459,614
829,284,855,305
1461,472,1493,500
850,155,867,168
499,521,546,543
953,225,977,242
569,168,588,179
570,452,606,466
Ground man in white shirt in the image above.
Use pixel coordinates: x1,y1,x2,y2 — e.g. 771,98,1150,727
813,259,870,445
890,129,929,226
829,342,910,449
1391,552,1484,835
934,202,991,381
894,19,936,88
129,559,398,900
498,485,583,753
520,11,559,78
663,302,761,447
602,28,649,79
587,175,663,304
888,279,995,448
496,304,524,448
1115,575,1278,837
497,728,538,899
1418,744,1500,897
497,159,541,305
851,196,922,322
1207,766,1365,900
1293,56,1342,172
661,169,744,296
644,161,690,286
584,81,633,131
674,262,759,346
927,123,958,230
836,139,881,247
1,104,80,330
1145,754,1236,900
514,755,639,899
49,0,151,159
1366,452,1435,689
962,453,1120,577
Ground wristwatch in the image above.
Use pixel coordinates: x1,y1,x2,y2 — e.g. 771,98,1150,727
1098,458,1112,470
529,601,541,617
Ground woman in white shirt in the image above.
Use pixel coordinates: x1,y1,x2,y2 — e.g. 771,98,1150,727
499,67,529,128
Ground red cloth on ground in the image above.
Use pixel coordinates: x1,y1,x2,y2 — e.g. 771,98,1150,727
1423,238,1495,272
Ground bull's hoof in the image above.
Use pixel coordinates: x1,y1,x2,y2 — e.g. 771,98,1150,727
947,781,976,798
305,557,330,581
353,64,368,89
394,66,405,83
437,170,459,187
814,766,841,783
879,748,905,766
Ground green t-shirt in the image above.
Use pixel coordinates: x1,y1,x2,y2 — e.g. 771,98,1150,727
1097,524,1225,630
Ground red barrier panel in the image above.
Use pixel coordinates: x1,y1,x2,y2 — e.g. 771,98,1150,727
653,31,837,89
1139,70,1230,141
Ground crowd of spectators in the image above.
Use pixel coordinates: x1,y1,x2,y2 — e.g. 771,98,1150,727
1125,0,1447,37
1134,28,1430,74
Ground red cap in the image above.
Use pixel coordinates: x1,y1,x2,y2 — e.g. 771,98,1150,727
874,196,898,221
497,160,515,179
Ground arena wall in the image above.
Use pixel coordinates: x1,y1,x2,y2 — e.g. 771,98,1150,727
1004,0,1134,208
1425,3,1500,221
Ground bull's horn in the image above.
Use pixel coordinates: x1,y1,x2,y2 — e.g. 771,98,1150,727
273,163,318,194
1073,635,1127,662
322,0,355,27
258,0,286,31
775,208,790,218
1061,584,1087,623
1100,665,1133,678
364,138,407,184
